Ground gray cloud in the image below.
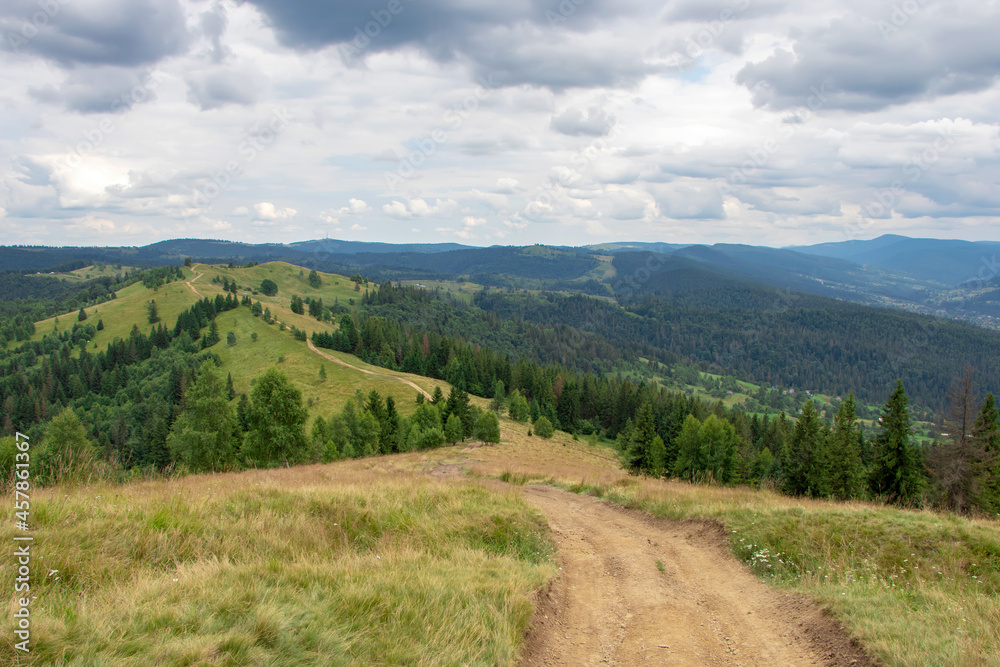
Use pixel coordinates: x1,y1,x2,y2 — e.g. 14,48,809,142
242,0,664,89
29,67,158,113
551,105,615,136
0,0,189,67
186,65,265,110
736,7,1000,112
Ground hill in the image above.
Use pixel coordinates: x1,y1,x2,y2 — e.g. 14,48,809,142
793,234,1000,286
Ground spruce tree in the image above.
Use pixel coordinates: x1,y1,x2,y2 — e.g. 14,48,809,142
972,393,1000,513
785,400,826,497
673,414,703,481
226,372,236,401
827,393,864,500
870,380,922,503
627,402,662,475
78,307,87,321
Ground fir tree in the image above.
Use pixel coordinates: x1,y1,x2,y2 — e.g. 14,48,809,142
870,380,923,503
626,402,662,475
827,393,864,500
78,307,87,321
972,393,1000,513
226,372,236,401
785,400,826,497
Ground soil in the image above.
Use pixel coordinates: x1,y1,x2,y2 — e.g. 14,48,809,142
519,485,877,667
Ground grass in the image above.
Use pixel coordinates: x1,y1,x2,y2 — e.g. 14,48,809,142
28,262,451,423
0,461,555,665
453,420,1000,667
31,264,138,283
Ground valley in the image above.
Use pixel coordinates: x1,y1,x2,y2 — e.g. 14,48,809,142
3,244,1000,666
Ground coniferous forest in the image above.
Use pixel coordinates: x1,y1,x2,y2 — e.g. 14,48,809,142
2,256,1000,515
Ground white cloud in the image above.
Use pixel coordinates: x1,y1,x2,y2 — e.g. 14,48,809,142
253,202,297,221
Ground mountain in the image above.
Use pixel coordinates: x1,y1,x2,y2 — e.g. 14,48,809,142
792,235,1000,286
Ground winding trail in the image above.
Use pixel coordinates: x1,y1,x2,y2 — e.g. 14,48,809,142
519,485,875,667
307,339,432,400
185,268,204,299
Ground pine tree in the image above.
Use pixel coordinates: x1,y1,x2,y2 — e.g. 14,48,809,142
786,400,826,497
445,414,463,444
626,402,663,475
673,414,703,481
827,393,864,500
489,379,506,412
870,380,923,504
929,368,982,512
508,390,529,422
972,393,1000,513
382,396,401,453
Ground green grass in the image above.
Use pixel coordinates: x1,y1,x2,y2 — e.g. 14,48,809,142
32,264,138,283
0,463,556,666
29,262,451,424
399,280,483,304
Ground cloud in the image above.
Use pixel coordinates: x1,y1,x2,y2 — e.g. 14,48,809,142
186,64,265,110
253,202,297,220
241,0,664,90
231,206,249,215
383,197,457,218
551,106,615,136
0,0,189,67
736,6,1000,112
321,198,371,222
29,66,161,114
494,177,520,194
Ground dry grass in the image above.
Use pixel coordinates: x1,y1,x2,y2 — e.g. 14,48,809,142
1,460,555,665
451,420,1000,667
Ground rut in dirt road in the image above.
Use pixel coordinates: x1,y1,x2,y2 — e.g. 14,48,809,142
519,485,876,667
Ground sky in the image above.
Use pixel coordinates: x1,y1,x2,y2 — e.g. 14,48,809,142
1,0,999,249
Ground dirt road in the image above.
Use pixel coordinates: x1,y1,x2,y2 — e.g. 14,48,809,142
307,339,433,400
519,485,874,667
186,269,204,298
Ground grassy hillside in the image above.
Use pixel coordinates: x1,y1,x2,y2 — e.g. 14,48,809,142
30,262,448,421
0,461,555,665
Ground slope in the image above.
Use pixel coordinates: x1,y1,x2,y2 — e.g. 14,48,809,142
29,262,446,420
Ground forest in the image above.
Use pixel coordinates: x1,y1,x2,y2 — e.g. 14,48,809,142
2,263,999,515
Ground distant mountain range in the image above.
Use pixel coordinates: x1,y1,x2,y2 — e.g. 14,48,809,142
2,234,999,328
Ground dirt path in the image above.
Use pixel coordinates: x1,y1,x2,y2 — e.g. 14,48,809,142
186,268,204,299
307,339,432,400
519,486,874,667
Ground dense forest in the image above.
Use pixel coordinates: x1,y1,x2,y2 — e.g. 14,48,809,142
2,262,999,515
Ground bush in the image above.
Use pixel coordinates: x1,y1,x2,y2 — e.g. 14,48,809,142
260,278,278,296
533,416,554,439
